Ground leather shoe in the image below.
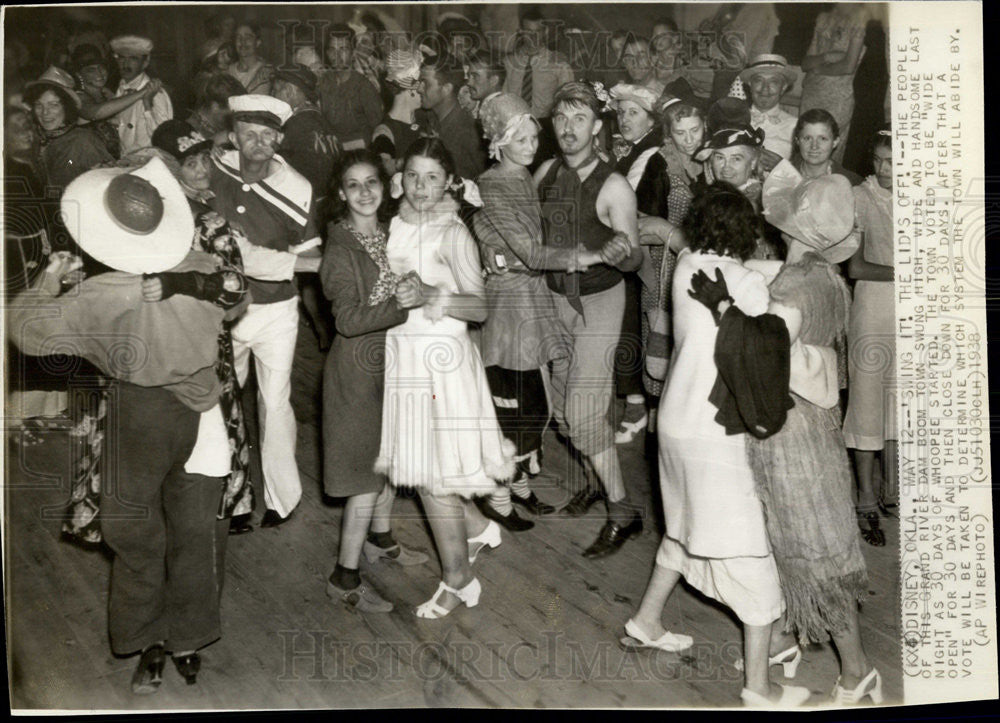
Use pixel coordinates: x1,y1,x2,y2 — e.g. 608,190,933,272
260,509,290,528
561,487,604,517
172,652,200,685
131,644,165,695
228,514,253,535
582,514,643,559
477,498,535,531
511,491,556,516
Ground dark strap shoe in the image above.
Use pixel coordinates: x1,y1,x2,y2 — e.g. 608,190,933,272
228,513,253,535
561,487,605,517
477,498,535,532
260,509,291,528
131,644,165,695
511,491,557,516
582,514,643,559
172,652,201,685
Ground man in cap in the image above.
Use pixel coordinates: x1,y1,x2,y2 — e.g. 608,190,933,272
109,35,173,155
534,81,645,559
738,54,798,160
209,94,322,528
9,156,246,694
272,64,340,209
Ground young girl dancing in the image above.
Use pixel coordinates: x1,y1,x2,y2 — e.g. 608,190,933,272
321,149,430,613
376,138,515,618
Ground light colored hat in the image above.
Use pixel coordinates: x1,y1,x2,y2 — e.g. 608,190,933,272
25,66,82,108
763,159,858,264
60,156,194,274
608,83,659,113
228,94,292,129
385,48,422,89
110,35,154,57
293,46,324,71
739,54,796,89
479,93,539,160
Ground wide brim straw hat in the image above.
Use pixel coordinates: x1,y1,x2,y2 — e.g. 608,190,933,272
24,66,82,108
763,159,858,264
60,155,194,274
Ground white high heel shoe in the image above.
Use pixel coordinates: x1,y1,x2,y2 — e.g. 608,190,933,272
740,684,811,707
415,578,482,619
832,667,884,705
467,520,502,564
734,644,803,678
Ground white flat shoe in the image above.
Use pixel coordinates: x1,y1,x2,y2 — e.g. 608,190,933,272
741,684,811,707
734,644,802,678
832,667,883,705
621,618,694,653
467,520,502,564
415,578,482,619
614,412,648,444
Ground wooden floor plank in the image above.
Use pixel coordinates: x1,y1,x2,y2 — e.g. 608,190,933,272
5,316,902,709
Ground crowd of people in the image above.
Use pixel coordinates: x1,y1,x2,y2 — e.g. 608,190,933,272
5,4,896,708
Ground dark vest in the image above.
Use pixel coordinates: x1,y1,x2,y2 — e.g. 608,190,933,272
539,158,620,297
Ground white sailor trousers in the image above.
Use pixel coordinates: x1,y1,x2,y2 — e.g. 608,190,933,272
230,296,302,518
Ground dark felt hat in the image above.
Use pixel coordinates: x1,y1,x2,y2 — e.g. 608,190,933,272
272,65,319,102
151,119,213,161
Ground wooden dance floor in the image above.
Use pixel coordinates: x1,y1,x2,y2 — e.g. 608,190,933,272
5,318,902,709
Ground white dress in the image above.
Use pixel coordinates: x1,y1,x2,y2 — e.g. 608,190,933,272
655,249,783,626
375,204,514,498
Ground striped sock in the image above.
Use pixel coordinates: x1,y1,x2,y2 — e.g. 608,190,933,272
489,488,513,516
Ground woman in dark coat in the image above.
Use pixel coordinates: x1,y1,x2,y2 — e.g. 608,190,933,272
321,149,429,613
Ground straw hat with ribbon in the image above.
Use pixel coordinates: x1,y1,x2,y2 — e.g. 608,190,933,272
739,53,797,90
60,155,194,274
384,48,423,89
762,159,858,264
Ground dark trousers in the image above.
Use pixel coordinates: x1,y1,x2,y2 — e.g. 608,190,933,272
614,273,644,398
100,383,224,655
485,366,549,459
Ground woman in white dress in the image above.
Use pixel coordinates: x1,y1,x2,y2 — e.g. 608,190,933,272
843,128,897,545
376,137,515,618
623,184,810,707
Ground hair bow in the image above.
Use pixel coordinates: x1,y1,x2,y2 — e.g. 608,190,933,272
451,177,483,207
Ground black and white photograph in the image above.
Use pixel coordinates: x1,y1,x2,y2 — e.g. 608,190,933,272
1,0,992,711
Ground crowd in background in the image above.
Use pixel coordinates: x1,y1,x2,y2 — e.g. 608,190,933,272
4,3,896,707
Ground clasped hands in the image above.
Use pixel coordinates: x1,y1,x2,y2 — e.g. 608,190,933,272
394,271,443,319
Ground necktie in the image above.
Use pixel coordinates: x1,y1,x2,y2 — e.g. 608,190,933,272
521,58,533,107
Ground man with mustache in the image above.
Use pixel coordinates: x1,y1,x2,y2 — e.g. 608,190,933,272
534,81,644,559
208,94,322,530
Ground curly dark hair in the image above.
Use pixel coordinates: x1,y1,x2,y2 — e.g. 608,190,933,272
683,182,760,261
328,149,393,223
24,82,80,127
